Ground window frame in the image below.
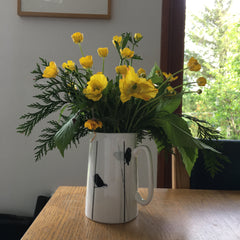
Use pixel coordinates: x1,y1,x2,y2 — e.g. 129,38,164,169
157,0,186,188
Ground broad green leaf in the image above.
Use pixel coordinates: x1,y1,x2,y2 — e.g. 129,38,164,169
157,94,182,113
154,113,220,175
157,113,220,153
156,113,194,148
177,146,198,176
54,113,80,157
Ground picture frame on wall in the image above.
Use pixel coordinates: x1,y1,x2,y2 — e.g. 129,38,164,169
17,0,111,19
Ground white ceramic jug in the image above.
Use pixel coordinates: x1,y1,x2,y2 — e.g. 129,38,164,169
85,133,154,224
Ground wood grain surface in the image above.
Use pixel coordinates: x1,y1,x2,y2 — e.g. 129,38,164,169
21,187,240,240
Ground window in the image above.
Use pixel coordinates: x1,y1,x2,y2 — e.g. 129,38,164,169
183,0,240,140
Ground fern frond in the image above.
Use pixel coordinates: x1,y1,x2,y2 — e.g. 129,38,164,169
17,101,65,135
202,149,230,178
182,114,221,140
34,120,62,161
34,112,89,161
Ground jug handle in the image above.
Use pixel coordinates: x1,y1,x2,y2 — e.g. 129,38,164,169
133,145,154,205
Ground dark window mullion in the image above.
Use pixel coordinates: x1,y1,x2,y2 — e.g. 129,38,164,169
157,0,186,188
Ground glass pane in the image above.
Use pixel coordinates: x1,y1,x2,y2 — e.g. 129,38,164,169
183,0,240,139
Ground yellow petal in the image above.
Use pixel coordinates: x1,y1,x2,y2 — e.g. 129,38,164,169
119,66,158,103
120,48,134,59
84,119,103,130
134,33,143,41
115,65,128,75
112,35,122,47
71,32,84,44
97,48,109,58
187,57,201,71
79,56,93,69
83,73,108,101
42,61,58,78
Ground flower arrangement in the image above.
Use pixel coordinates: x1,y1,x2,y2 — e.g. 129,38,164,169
17,32,221,176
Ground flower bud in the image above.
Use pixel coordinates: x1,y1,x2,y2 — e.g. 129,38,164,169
97,48,109,58
71,32,84,44
197,77,207,86
134,33,143,41
112,35,122,47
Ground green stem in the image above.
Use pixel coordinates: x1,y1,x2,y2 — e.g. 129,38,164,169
102,58,105,74
133,99,160,130
78,43,84,57
130,44,135,66
173,84,183,90
127,99,142,132
113,97,121,133
133,94,164,116
183,82,196,86
119,58,123,66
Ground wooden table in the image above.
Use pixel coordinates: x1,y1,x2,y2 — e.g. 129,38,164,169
21,187,240,240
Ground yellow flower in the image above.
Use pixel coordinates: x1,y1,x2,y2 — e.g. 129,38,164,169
187,57,201,71
97,48,109,58
79,55,93,69
112,35,122,47
163,72,178,82
137,68,146,77
84,119,103,130
115,65,128,75
62,60,76,71
83,72,108,101
166,86,176,95
42,61,58,78
71,32,84,44
134,33,143,41
197,77,207,86
119,66,158,103
120,48,134,59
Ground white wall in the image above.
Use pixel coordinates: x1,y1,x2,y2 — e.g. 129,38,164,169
0,0,162,216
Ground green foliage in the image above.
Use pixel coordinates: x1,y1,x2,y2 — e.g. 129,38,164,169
17,58,89,160
17,32,223,177
54,113,85,157
34,120,62,161
202,149,230,178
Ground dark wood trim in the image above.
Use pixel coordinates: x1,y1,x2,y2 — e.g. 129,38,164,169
160,0,186,95
157,150,172,188
157,0,186,188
